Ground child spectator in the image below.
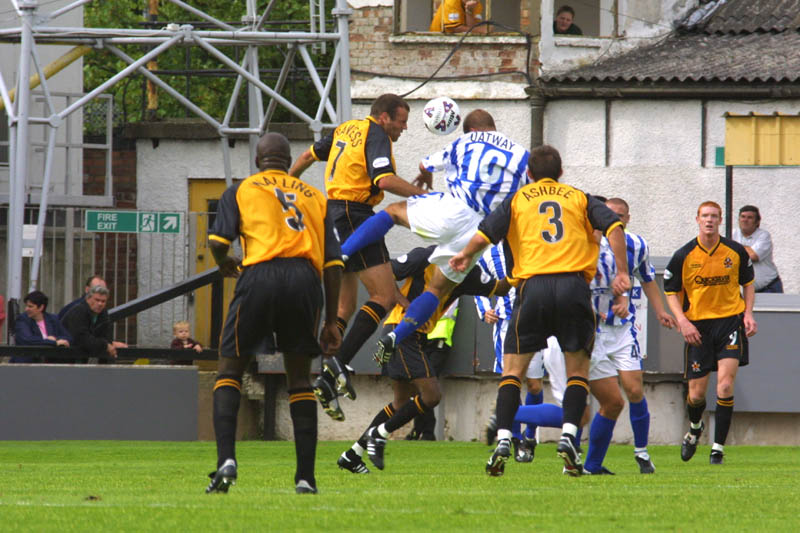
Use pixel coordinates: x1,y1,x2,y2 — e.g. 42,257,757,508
170,320,203,353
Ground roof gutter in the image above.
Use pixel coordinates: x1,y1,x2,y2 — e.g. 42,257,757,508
528,83,800,100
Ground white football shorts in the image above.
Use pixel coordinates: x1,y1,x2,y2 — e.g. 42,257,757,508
406,192,484,283
544,336,618,407
592,322,643,372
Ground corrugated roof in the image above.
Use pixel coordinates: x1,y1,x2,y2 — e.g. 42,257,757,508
541,0,800,84
700,0,800,34
543,31,800,83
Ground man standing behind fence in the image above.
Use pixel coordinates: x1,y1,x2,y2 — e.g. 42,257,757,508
61,285,127,364
205,132,343,495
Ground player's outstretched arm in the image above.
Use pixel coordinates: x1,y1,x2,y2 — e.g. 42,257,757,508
450,233,490,273
412,163,434,191
377,174,429,197
606,226,631,295
641,280,677,329
210,240,240,278
289,149,316,178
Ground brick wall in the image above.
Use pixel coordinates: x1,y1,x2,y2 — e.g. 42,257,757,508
349,6,536,84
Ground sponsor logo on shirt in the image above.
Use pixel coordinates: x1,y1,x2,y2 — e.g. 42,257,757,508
373,157,390,169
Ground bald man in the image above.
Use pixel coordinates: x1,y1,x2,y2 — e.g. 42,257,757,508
206,132,343,495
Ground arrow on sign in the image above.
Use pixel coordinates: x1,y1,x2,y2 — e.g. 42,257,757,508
163,216,178,230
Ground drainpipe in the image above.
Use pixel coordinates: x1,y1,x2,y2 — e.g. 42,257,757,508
526,86,545,150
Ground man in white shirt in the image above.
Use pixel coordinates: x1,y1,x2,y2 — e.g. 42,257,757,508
732,205,782,293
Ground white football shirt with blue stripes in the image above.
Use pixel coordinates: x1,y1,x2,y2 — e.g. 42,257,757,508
474,242,516,373
591,231,656,327
421,130,529,216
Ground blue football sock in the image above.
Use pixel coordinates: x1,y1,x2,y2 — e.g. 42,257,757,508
629,397,650,449
524,391,544,439
515,403,562,428
391,291,440,344
511,421,523,441
584,413,616,473
341,210,394,258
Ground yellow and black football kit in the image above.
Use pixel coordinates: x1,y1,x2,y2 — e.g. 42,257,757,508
209,170,343,358
664,236,754,377
309,116,397,272
477,181,622,354
429,0,483,32
383,246,499,381
310,116,396,206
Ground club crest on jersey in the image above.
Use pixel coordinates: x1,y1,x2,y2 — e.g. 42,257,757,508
724,257,733,269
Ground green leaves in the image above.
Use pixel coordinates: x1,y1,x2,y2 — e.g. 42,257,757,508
83,1,335,131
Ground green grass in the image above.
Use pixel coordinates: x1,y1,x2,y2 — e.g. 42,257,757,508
1,440,798,531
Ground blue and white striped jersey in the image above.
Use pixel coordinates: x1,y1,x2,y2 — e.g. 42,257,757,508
421,130,529,216
474,242,515,321
591,231,656,326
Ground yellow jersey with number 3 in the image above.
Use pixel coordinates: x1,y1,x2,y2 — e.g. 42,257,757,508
309,117,397,206
208,169,343,275
477,178,622,284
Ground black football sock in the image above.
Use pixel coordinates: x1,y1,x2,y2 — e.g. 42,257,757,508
714,396,734,445
213,375,242,468
496,375,522,435
562,376,590,430
687,396,707,428
357,403,395,449
384,395,431,434
337,301,387,366
289,387,318,486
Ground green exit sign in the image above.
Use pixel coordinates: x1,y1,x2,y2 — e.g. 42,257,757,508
85,210,181,234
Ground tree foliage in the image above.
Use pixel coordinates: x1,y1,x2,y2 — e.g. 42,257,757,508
83,0,335,131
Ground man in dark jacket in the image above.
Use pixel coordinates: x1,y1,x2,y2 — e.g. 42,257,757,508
12,290,72,363
61,285,127,363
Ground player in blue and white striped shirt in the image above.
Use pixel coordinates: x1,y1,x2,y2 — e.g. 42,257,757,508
338,109,530,369
585,197,677,474
475,242,544,461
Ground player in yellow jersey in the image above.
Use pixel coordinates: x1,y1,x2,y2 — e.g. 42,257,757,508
430,0,487,34
450,144,631,476
205,133,343,495
290,94,430,420
664,201,756,465
336,245,509,474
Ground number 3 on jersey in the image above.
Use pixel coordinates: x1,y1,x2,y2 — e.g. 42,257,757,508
539,200,564,243
274,188,305,231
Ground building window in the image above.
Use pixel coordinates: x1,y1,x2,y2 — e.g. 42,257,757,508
554,0,619,38
396,0,524,34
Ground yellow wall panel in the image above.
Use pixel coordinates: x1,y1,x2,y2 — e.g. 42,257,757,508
725,114,800,166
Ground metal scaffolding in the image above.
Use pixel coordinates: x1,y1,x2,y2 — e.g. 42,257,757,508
1,0,352,302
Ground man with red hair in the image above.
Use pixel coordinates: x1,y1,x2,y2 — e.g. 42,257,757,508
664,201,757,465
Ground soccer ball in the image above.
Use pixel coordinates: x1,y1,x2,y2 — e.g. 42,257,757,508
422,97,461,135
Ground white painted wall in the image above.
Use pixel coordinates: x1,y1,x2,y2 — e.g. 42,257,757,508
543,98,800,294
135,137,322,345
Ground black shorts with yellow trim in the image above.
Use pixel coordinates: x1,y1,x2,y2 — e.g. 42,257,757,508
329,199,390,273
382,325,438,381
503,272,595,355
219,257,323,359
684,313,748,379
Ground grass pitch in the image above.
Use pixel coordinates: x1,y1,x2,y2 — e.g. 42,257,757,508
1,440,798,531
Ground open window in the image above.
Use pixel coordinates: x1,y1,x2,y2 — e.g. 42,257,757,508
396,0,524,34
554,0,619,38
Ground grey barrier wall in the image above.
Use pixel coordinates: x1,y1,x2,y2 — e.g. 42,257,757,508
0,364,197,440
